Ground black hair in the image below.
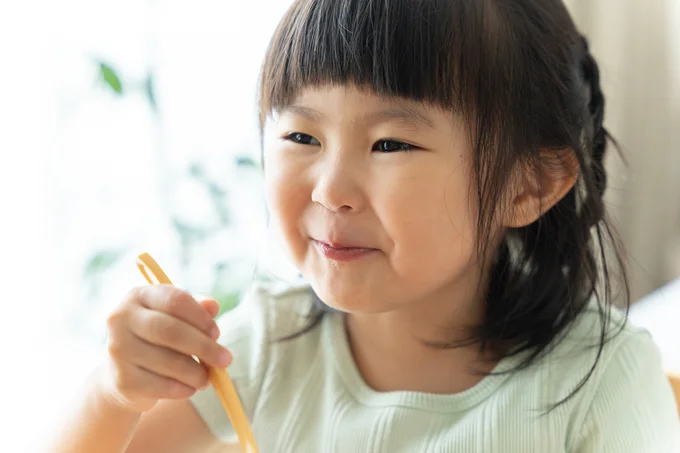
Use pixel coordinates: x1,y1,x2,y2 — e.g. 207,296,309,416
256,0,629,410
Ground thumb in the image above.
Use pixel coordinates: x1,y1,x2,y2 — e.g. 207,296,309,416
195,294,220,319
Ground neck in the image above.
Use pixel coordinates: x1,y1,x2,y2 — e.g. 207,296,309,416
344,281,497,395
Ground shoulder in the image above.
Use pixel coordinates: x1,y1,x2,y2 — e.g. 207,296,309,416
554,304,680,452
189,279,319,443
243,278,319,339
552,303,671,402
212,278,318,374
216,279,316,334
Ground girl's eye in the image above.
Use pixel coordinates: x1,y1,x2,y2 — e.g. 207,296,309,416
285,132,321,146
373,140,414,153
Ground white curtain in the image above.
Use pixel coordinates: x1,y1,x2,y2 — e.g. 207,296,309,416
565,0,680,302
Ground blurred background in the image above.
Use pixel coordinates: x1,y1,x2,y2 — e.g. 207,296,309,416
0,0,678,451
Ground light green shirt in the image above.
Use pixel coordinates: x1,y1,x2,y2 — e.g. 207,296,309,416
190,282,680,452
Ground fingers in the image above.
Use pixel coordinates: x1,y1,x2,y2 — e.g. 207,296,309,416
104,286,229,413
128,306,232,369
116,361,198,401
134,286,220,339
197,297,220,319
122,334,210,390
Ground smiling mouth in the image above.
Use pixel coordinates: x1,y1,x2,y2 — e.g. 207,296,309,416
312,240,378,262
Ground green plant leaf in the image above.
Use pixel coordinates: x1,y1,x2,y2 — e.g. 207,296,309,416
188,163,231,226
144,73,157,111
235,155,259,169
206,182,230,225
188,162,206,180
98,62,124,95
84,249,125,278
171,217,208,242
213,290,241,317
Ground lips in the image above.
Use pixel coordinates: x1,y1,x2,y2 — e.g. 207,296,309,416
316,239,368,249
312,239,378,262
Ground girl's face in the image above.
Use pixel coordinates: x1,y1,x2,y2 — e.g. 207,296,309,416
263,85,483,314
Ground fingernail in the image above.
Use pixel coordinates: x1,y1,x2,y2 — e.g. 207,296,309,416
218,349,232,367
210,325,220,340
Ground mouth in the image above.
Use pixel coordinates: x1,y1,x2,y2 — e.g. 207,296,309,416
312,240,378,262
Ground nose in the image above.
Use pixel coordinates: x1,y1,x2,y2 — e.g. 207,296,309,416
311,154,365,214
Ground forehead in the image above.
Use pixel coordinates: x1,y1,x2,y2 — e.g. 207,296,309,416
275,85,455,130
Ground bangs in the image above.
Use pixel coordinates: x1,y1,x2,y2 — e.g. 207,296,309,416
257,0,497,131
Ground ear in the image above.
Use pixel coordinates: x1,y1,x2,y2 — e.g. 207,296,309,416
504,149,580,229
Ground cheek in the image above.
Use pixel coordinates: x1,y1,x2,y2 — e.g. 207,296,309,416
380,162,478,283
264,156,309,260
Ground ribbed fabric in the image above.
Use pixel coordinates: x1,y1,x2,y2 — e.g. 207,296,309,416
190,282,680,452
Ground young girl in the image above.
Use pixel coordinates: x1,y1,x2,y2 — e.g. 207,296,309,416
50,0,680,452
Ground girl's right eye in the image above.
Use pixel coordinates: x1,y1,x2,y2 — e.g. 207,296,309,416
284,132,321,146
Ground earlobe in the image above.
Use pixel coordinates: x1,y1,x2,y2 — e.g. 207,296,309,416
504,149,580,229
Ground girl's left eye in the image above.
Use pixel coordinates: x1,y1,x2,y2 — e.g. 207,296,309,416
373,140,415,153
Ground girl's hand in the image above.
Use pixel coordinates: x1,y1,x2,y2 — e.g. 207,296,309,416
98,285,232,414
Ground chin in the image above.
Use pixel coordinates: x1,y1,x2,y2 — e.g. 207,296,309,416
308,280,395,315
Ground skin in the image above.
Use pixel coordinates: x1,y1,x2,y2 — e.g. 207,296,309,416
264,85,493,393
45,84,577,453
263,85,576,394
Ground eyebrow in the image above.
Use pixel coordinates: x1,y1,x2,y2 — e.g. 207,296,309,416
281,104,436,130
282,105,324,123
368,106,436,130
